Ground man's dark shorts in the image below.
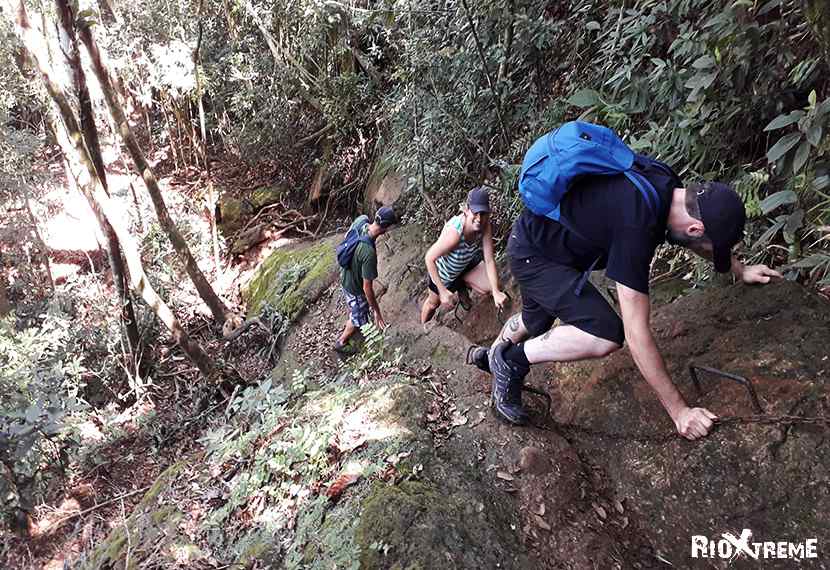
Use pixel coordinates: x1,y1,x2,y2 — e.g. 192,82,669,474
428,250,484,294
509,255,624,346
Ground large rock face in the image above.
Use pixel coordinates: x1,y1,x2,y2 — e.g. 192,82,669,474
549,281,830,568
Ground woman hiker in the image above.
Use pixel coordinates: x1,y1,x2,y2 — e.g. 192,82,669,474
421,187,508,326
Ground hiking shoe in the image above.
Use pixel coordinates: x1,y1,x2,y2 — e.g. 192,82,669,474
466,345,491,373
333,341,355,360
457,288,472,311
488,341,529,425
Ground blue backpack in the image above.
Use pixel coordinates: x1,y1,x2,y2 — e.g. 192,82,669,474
519,121,670,223
336,217,375,268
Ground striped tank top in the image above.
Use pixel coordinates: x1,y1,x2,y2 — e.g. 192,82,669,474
436,214,480,285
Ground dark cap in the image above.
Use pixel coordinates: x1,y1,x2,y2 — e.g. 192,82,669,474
695,182,746,273
374,206,398,228
467,187,491,214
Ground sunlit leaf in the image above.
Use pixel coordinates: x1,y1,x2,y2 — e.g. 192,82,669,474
692,55,715,69
757,0,781,16
763,111,804,131
784,209,804,242
793,141,811,174
766,133,802,163
566,88,601,108
817,99,830,118
813,175,830,191
760,191,797,214
791,253,830,268
807,124,823,147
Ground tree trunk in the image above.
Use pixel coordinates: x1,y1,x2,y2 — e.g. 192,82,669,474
53,0,140,355
23,195,55,290
194,0,221,274
459,0,509,146
76,19,231,325
4,0,213,376
496,0,515,85
0,273,11,318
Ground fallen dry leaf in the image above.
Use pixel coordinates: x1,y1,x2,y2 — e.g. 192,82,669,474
496,471,514,481
385,451,411,465
450,412,468,427
532,503,546,516
325,473,360,500
592,502,607,520
533,514,551,531
620,516,629,529
469,411,487,427
614,499,624,514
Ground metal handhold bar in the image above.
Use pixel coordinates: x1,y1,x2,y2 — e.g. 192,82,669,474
688,364,765,414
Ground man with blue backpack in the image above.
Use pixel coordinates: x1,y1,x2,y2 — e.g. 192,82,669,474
468,121,781,439
334,206,398,353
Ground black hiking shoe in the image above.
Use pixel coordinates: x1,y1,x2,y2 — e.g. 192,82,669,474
333,341,355,361
466,345,491,373
457,287,472,311
488,341,529,425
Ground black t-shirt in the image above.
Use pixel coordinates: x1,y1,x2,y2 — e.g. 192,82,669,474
507,163,680,294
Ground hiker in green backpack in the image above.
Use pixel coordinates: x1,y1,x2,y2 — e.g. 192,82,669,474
421,187,508,325
335,206,398,354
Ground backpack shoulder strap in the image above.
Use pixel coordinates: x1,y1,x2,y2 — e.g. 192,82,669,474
357,234,375,248
623,170,660,216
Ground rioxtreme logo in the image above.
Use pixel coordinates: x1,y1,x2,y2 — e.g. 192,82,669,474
691,529,819,561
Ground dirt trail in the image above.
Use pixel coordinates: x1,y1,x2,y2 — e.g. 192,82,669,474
274,223,830,569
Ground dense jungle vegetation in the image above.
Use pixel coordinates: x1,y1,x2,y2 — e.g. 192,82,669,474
1,0,829,566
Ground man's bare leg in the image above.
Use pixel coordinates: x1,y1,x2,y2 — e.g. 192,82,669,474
493,312,530,347
523,324,620,364
337,319,357,346
465,313,530,373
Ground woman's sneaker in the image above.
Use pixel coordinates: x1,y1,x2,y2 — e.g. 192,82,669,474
466,345,491,373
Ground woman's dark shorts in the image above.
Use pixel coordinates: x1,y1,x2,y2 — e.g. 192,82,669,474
509,255,624,345
428,250,484,294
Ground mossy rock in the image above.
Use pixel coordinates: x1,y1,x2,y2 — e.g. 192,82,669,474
80,463,186,570
243,237,338,318
218,185,286,235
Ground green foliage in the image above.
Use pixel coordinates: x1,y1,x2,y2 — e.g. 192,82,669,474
0,308,87,524
343,322,403,379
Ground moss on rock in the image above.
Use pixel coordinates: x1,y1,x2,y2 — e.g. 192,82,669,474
243,237,338,317
355,480,516,570
218,185,286,236
80,463,185,570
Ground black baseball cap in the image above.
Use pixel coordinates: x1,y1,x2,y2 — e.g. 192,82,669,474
467,187,491,214
375,206,398,229
695,182,746,273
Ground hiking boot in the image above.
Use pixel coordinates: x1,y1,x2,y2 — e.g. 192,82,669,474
466,345,491,373
488,341,529,425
